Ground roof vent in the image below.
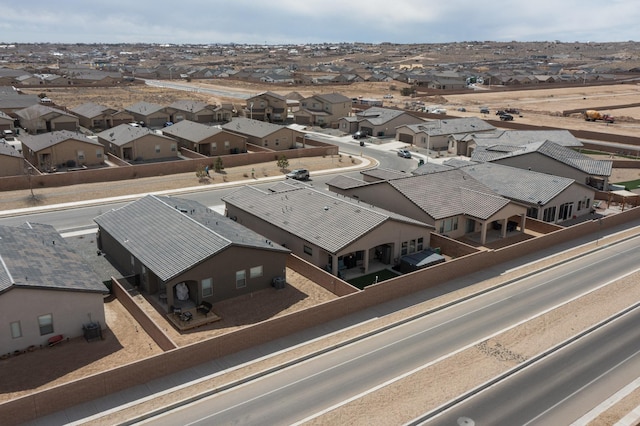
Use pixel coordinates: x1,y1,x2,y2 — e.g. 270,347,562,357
324,206,329,211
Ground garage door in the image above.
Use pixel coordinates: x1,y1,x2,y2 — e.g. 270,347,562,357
398,133,413,143
149,117,166,128
361,127,373,136
295,116,311,125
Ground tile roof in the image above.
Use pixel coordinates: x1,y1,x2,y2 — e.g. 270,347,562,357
402,117,495,136
20,130,102,151
0,223,106,294
325,174,372,190
221,117,286,138
388,170,511,220
94,195,287,282
471,129,583,147
458,162,575,205
360,167,409,180
222,184,431,254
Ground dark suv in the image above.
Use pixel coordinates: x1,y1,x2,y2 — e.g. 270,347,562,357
499,113,514,121
352,130,368,139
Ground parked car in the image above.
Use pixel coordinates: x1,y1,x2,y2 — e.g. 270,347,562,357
495,110,506,116
505,108,520,114
499,113,514,121
383,94,394,99
286,169,310,180
480,107,490,114
397,149,412,158
457,107,466,112
352,130,369,139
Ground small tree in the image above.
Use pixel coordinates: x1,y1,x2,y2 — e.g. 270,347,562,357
195,164,206,179
214,157,224,173
277,155,289,171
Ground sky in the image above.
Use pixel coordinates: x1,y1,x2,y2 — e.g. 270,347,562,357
1,0,638,45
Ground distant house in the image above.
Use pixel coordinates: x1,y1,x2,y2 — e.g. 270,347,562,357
326,168,527,245
96,124,178,162
161,120,246,155
396,117,496,152
471,140,612,191
460,129,583,157
338,107,424,138
15,104,79,134
245,91,288,122
20,130,104,172
125,101,171,128
221,117,302,151
223,183,434,277
0,223,108,354
0,140,24,177
0,110,14,132
70,102,118,130
0,86,40,115
94,195,290,310
213,103,237,123
167,100,216,124
294,92,352,127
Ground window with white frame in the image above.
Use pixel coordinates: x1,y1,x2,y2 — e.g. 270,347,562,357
224,141,230,149
10,321,22,339
250,265,263,279
96,149,103,158
409,239,416,253
171,143,177,152
401,241,408,256
417,237,424,251
543,206,556,222
201,277,213,297
236,270,246,288
38,314,53,335
77,150,85,160
211,142,217,151
155,145,160,153
439,217,458,233
303,245,312,255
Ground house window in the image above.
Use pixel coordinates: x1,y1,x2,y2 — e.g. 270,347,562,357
211,142,217,151
96,149,103,158
275,139,280,146
439,217,459,233
10,321,22,339
171,143,177,152
236,270,246,289
77,150,85,161
38,314,53,336
201,278,213,298
155,145,160,153
303,245,312,256
401,241,408,256
224,141,230,149
543,206,556,222
417,237,424,251
250,265,263,279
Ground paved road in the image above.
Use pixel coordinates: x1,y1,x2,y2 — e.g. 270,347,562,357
140,235,640,425
424,305,640,425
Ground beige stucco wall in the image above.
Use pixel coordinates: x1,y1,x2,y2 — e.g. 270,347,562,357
541,184,596,223
0,155,24,177
360,114,424,138
129,134,178,160
0,287,106,354
248,127,299,151
492,153,595,186
24,139,104,170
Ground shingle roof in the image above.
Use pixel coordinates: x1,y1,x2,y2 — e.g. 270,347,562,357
314,93,351,104
70,102,115,118
355,107,408,125
20,130,102,152
125,101,166,115
15,104,77,120
388,170,511,220
161,120,224,142
168,99,211,113
94,195,287,282
0,140,22,158
0,223,106,294
222,184,431,254
96,124,169,146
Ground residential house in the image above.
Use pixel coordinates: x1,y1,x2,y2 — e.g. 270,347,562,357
0,140,24,177
293,92,352,127
245,91,288,122
0,86,40,115
96,124,178,162
213,103,237,123
167,100,216,124
471,140,612,190
338,107,424,138
223,183,434,277
221,117,302,151
0,223,107,354
396,117,496,152
461,129,583,157
326,169,528,245
15,104,79,134
125,101,171,128
415,160,597,223
161,120,246,155
0,110,14,132
70,102,118,130
20,130,105,172
94,195,289,310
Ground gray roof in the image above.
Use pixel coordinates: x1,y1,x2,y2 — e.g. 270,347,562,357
360,167,409,180
458,162,576,205
125,101,166,115
161,120,225,142
96,124,172,146
0,140,22,158
471,129,583,148
70,102,116,118
94,195,288,282
222,184,431,254
0,86,40,109
313,93,351,104
402,117,495,137
472,140,612,176
168,99,211,113
326,174,372,190
20,130,102,152
0,223,106,294
388,170,511,220
355,107,409,125
221,117,285,138
15,104,77,120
